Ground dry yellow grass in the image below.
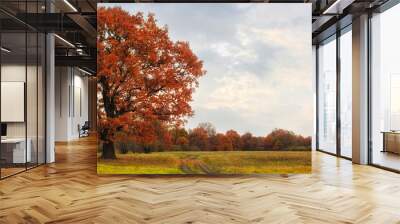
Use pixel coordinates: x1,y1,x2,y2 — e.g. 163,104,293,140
98,151,311,174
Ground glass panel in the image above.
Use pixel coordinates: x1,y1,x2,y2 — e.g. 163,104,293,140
1,1,27,13
340,28,352,158
38,32,45,165
0,1,31,32
390,74,400,130
27,31,38,169
371,4,400,171
318,37,337,154
26,0,39,169
312,45,317,151
1,30,27,177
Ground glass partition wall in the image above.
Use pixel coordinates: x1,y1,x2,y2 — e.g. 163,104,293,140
316,26,352,159
0,1,46,179
370,3,400,171
0,30,27,177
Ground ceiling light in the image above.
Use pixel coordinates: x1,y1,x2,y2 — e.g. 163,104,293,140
323,0,341,14
63,0,78,12
76,48,85,55
78,67,93,76
324,2,338,14
1,47,11,53
322,0,355,15
54,34,75,48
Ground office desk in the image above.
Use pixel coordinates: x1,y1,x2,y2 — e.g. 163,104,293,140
382,131,400,154
1,138,31,164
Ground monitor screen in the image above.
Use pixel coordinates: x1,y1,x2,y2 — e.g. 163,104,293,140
1,123,7,137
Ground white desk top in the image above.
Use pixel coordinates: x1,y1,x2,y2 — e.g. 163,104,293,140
1,138,27,143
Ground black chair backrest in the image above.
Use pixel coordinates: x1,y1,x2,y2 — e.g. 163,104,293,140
82,121,90,129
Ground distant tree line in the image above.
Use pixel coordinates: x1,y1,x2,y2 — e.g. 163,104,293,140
115,122,311,154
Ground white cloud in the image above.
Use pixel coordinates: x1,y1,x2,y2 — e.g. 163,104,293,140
203,72,269,112
101,3,313,136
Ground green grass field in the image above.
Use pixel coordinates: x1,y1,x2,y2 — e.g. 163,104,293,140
97,151,311,174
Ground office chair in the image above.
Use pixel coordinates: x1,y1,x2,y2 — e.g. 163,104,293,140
79,121,90,138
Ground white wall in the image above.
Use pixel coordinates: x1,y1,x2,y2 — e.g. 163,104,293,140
55,67,89,141
55,66,70,141
72,73,89,138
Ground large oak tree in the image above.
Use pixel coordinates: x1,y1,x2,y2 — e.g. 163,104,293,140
97,7,205,159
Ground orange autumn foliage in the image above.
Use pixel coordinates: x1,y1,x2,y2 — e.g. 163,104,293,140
97,7,205,158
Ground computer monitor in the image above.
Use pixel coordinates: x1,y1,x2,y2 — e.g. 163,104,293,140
1,123,7,137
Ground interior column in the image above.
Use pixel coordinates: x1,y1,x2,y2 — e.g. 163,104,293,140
45,1,55,163
352,14,369,164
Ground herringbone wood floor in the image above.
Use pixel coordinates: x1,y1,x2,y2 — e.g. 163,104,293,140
1,136,400,224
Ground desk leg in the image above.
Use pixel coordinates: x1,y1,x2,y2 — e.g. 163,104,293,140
382,133,386,153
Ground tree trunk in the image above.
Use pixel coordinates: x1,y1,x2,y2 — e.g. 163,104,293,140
101,141,116,159
144,146,151,154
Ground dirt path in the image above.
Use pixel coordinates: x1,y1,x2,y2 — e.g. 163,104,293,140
197,161,212,174
179,156,212,174
179,160,195,174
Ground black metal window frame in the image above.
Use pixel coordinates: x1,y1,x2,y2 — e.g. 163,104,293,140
315,22,352,161
315,0,400,173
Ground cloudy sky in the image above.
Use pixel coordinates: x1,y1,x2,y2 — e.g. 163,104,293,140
100,3,313,136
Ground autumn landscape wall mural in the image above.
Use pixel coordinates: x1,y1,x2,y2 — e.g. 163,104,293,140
97,3,312,174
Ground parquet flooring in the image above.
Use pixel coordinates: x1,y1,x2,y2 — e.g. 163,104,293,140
0,136,400,223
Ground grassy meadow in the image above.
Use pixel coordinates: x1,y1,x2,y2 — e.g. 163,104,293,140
97,151,311,174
